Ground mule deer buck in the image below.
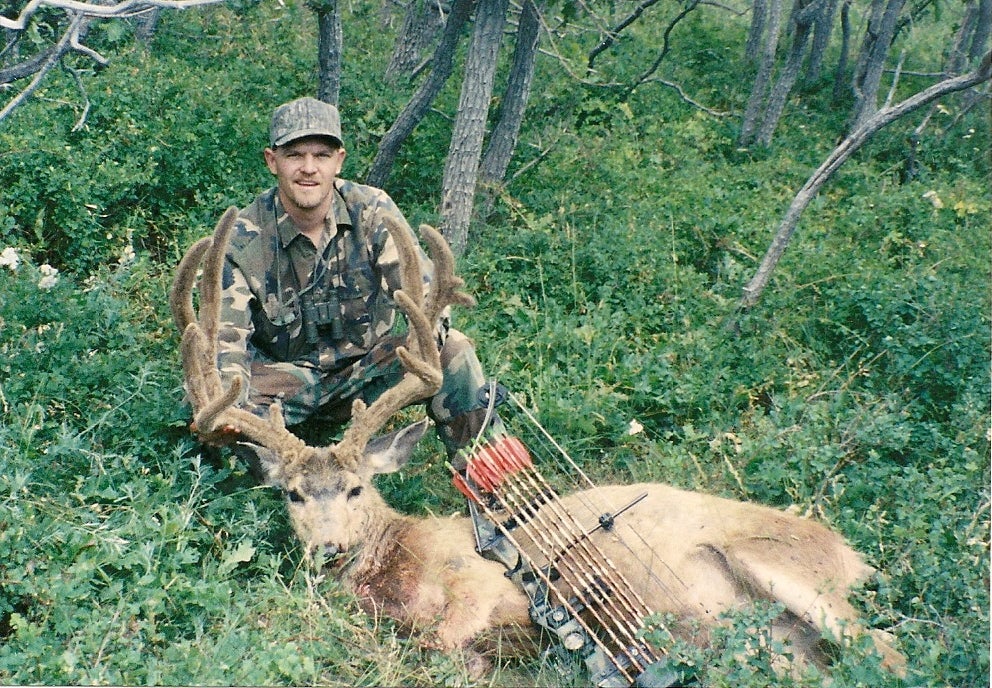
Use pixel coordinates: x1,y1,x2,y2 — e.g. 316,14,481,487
171,209,905,683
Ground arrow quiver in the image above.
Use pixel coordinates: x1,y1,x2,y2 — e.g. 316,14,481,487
451,385,683,688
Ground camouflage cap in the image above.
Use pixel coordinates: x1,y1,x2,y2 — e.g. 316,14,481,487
269,97,342,148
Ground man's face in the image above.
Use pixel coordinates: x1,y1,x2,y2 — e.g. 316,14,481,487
264,137,346,216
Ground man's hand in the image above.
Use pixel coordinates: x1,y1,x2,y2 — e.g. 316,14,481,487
190,421,242,447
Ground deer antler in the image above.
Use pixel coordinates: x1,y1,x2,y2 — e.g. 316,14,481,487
171,209,475,477
169,207,314,469
333,220,475,470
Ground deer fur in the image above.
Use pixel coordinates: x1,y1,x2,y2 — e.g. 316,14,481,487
172,209,905,681
252,420,905,678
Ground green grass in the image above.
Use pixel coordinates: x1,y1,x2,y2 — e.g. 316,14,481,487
0,2,988,685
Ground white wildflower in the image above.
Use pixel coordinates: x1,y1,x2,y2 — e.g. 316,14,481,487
0,247,20,271
921,190,944,209
37,264,59,290
119,244,136,267
627,419,644,436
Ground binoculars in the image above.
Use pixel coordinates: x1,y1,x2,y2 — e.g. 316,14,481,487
301,288,344,344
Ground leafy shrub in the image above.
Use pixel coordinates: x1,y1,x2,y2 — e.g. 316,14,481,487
0,1,987,685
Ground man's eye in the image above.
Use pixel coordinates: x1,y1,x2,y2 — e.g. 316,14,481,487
287,489,305,503
347,486,363,500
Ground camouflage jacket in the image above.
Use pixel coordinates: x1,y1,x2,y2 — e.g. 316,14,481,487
216,180,434,396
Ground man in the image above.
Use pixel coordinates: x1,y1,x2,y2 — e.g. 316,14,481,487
208,96,498,467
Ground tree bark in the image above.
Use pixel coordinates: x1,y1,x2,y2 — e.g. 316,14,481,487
745,0,768,62
478,0,541,218
365,0,475,188
384,0,445,84
739,0,783,145
804,0,838,84
314,0,342,106
831,0,852,101
969,0,991,61
755,0,821,146
440,0,509,257
133,7,160,43
850,0,906,130
739,52,991,309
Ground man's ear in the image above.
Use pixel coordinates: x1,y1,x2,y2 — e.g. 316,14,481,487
263,147,278,175
363,418,430,475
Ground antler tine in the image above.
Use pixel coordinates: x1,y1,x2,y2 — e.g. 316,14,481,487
333,220,472,470
169,236,212,334
172,207,315,472
418,224,476,323
197,206,238,349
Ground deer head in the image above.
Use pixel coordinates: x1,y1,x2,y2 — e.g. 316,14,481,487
170,207,475,558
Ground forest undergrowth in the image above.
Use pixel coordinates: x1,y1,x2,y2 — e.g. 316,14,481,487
0,2,988,686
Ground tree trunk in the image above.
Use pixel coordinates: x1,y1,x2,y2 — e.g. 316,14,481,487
969,0,991,61
745,0,768,62
911,0,990,139
804,0,838,84
314,0,343,106
440,0,509,257
739,0,783,145
755,0,820,146
384,0,445,84
133,8,161,43
478,0,541,218
850,0,905,130
739,52,990,309
365,0,475,188
831,0,852,101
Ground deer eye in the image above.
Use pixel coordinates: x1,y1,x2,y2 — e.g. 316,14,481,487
347,486,363,500
286,489,305,503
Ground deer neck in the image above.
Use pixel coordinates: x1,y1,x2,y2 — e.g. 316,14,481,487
338,491,414,586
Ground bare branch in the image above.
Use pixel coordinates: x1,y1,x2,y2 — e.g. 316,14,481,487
1,0,223,30
739,52,991,309
61,60,92,131
638,76,731,116
0,12,86,122
621,0,703,100
0,0,224,126
587,0,663,73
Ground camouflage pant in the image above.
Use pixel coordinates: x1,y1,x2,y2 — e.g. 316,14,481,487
241,328,500,460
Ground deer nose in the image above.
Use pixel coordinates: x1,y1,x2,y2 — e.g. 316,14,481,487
323,543,343,559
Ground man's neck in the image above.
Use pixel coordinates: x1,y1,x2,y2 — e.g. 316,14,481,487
279,195,330,244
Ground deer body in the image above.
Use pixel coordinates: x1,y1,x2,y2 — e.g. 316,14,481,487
172,209,904,681
296,460,903,673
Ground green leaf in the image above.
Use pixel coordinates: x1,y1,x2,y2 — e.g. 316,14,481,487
218,540,255,576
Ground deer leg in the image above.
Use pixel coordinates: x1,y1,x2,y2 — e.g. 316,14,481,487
718,541,904,674
433,584,532,654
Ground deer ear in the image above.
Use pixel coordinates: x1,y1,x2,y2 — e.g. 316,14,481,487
237,441,286,486
363,418,430,475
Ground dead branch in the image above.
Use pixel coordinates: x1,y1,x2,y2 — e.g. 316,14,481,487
738,52,991,310
586,0,663,73
1,0,222,30
1,0,225,127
